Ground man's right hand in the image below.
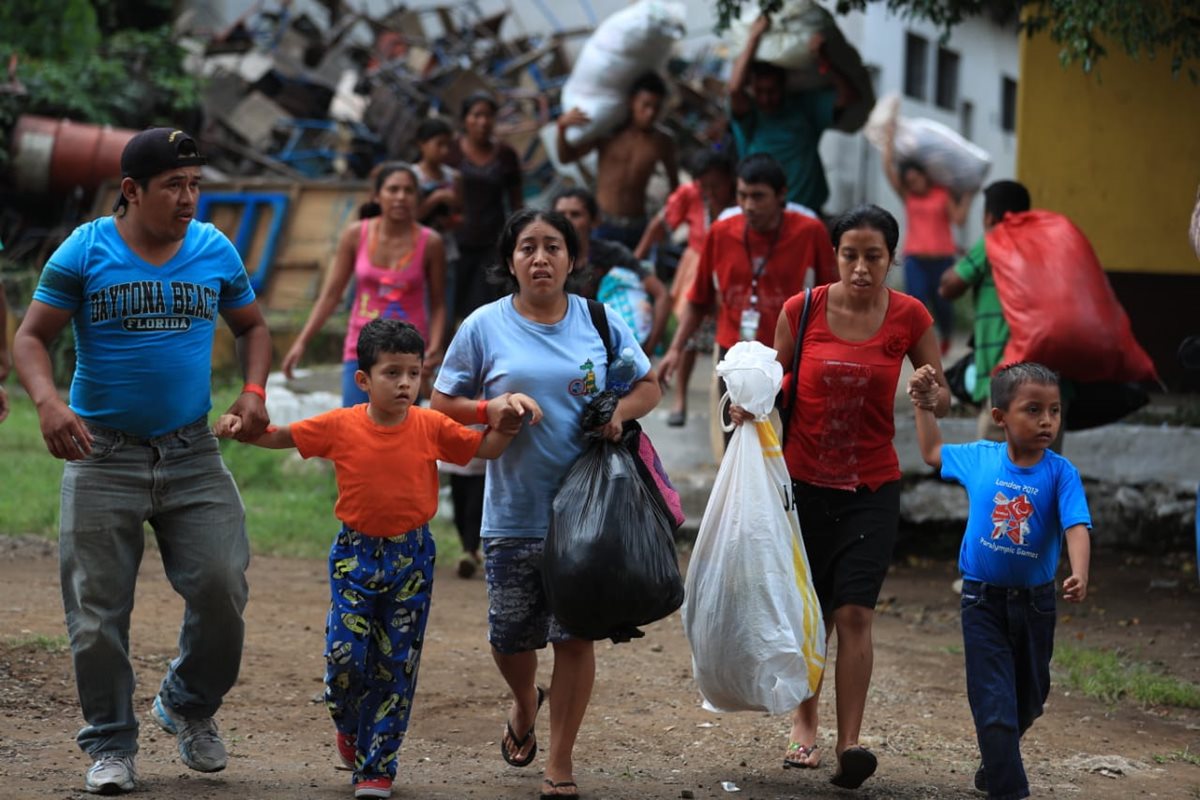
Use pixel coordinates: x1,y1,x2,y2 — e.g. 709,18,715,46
38,397,93,460
750,13,771,38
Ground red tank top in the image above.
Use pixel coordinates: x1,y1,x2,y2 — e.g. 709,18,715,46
903,185,956,257
781,285,933,490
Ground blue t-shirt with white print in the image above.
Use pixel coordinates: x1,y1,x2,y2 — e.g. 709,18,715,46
434,294,651,539
942,441,1092,587
33,217,255,437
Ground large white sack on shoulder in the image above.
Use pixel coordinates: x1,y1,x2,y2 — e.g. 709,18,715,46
682,416,826,714
727,0,835,72
560,0,686,147
896,118,992,194
864,93,991,194
716,341,783,417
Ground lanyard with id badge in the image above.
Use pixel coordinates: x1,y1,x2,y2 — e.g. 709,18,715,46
739,221,782,341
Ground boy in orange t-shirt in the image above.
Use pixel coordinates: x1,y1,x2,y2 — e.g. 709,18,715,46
215,318,539,799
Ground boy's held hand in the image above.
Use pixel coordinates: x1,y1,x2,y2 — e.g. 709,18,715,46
1062,574,1088,603
212,414,243,438
907,364,940,410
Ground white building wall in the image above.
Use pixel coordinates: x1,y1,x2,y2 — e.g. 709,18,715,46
821,7,1020,248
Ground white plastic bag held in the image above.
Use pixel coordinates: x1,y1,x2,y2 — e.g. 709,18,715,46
682,342,826,714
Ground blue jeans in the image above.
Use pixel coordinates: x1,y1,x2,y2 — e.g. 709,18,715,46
326,526,435,781
960,579,1056,800
903,255,956,340
59,418,249,757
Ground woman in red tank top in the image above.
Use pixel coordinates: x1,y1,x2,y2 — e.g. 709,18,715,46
883,120,972,353
731,205,950,790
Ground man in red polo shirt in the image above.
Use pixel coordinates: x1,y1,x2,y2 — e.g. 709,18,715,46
659,153,835,407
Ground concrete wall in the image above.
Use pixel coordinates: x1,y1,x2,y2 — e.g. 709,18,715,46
1016,32,1200,277
1015,32,1200,387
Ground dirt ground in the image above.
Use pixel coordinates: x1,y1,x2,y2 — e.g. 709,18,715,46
1,536,1198,800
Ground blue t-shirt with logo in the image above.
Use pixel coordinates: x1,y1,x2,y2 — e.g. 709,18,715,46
434,294,650,539
33,217,255,437
942,441,1092,587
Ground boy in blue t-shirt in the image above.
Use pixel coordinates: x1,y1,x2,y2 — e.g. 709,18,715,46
908,361,1091,800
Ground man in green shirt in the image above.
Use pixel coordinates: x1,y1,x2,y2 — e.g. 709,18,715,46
940,180,1030,441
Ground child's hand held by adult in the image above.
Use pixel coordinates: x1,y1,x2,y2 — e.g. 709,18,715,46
212,414,243,438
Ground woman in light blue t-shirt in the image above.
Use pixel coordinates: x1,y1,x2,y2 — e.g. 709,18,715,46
433,209,660,799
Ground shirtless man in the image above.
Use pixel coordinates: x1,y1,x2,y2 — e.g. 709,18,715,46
556,71,680,250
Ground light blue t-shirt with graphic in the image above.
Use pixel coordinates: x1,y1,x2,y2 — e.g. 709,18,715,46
942,441,1092,587
435,294,651,539
33,217,255,437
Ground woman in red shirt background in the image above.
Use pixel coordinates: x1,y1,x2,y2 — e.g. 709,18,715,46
733,204,949,790
884,121,972,353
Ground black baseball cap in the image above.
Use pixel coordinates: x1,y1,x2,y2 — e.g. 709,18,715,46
113,127,207,211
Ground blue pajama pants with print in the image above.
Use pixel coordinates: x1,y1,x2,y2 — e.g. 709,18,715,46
325,525,435,782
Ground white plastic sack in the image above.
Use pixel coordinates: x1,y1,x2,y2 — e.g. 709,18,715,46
865,93,992,194
726,0,834,73
559,0,686,147
682,342,826,714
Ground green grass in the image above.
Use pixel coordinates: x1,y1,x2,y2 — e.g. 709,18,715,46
3,633,70,652
1152,747,1200,767
1053,644,1200,709
0,384,461,559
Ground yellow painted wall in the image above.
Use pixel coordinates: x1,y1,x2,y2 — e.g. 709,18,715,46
1016,33,1200,275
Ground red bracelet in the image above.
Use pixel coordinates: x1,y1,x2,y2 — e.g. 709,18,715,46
242,383,266,401
476,398,489,424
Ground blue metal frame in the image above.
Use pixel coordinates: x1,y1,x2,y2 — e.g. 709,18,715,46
196,192,291,294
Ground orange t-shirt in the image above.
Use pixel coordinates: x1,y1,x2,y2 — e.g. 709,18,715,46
687,211,836,350
903,185,956,257
290,405,483,537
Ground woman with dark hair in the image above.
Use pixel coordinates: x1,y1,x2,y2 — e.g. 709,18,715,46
445,91,525,321
883,120,972,354
731,204,949,791
282,162,447,406
432,209,660,799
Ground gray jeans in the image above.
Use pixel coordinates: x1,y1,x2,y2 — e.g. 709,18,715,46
59,418,250,757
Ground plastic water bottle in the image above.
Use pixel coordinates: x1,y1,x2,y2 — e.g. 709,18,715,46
606,346,638,396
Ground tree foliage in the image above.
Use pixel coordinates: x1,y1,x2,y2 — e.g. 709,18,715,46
714,0,1200,80
0,0,201,170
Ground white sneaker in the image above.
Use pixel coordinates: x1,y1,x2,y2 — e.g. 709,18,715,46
85,755,137,794
151,695,228,772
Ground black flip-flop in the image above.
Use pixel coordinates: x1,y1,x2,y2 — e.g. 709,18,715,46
500,686,545,767
539,778,579,799
830,745,877,789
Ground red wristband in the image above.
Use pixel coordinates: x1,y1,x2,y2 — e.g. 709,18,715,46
242,383,266,401
476,398,490,424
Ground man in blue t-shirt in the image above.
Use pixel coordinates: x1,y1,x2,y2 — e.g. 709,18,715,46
728,14,859,215
909,361,1091,800
13,128,272,795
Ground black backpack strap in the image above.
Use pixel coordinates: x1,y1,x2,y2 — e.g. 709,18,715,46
780,288,812,448
586,298,616,367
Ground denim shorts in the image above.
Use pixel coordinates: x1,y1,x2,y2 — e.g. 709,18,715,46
482,538,572,654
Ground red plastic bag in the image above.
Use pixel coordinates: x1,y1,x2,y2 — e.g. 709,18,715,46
985,210,1158,383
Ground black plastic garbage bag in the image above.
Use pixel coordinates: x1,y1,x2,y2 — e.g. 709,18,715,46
543,393,685,644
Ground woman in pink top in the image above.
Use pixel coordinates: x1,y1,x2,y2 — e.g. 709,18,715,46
283,162,448,405
884,122,972,353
